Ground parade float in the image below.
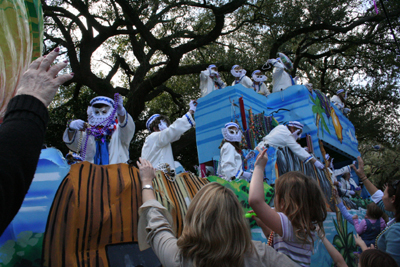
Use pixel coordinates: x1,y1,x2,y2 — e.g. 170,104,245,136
0,84,371,267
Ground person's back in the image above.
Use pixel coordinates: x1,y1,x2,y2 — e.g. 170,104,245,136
360,219,383,247
249,160,327,266
137,164,299,267
355,203,387,247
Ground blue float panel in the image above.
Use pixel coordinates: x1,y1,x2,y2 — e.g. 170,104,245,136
196,84,360,164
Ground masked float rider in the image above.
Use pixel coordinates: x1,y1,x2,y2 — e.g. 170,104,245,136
217,122,252,181
230,65,252,89
256,121,325,170
340,172,361,198
264,53,297,93
63,96,135,165
251,70,270,97
331,89,351,115
325,153,356,196
141,100,197,172
199,64,226,97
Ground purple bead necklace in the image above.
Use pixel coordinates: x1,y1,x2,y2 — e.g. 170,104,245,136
80,93,120,161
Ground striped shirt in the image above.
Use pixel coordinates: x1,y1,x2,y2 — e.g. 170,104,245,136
273,212,314,266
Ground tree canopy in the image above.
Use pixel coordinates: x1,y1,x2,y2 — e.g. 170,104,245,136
43,0,400,176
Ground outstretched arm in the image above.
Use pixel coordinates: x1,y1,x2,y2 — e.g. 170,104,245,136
157,101,196,147
249,149,283,236
321,236,348,267
351,156,378,196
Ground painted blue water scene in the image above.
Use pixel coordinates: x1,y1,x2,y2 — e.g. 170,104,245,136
0,148,70,266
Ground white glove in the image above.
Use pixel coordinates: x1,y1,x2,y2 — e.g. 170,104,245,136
348,190,355,196
314,160,325,170
337,182,342,187
189,100,197,113
69,119,85,131
241,171,252,180
117,96,125,116
343,108,351,114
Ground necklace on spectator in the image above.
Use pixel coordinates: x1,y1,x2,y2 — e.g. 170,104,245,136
375,222,397,248
268,231,274,246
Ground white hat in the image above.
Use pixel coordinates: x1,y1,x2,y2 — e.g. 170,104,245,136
90,96,114,107
146,114,160,131
287,121,304,130
225,122,240,130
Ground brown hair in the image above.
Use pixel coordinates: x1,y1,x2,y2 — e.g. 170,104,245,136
149,115,171,132
177,183,254,267
274,171,327,243
359,249,399,267
218,140,242,154
366,202,384,220
387,180,400,222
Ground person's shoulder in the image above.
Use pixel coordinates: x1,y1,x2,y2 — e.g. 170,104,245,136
221,142,234,149
250,241,299,266
144,132,158,141
390,223,400,231
272,125,286,131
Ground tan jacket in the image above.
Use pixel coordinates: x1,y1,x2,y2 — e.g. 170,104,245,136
138,199,300,267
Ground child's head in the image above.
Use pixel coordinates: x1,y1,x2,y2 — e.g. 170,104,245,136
274,171,327,243
365,202,384,220
359,249,398,267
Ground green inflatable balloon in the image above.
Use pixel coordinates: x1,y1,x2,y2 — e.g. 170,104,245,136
0,0,43,122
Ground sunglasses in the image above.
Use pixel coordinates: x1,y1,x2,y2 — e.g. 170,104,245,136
391,180,400,191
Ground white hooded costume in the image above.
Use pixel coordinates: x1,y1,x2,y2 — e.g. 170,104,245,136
327,157,352,193
141,112,195,171
264,53,296,93
340,175,359,197
331,89,350,115
199,64,226,97
251,70,270,97
256,123,314,164
217,122,252,181
230,65,253,89
63,96,135,165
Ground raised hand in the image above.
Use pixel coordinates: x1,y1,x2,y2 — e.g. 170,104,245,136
16,48,73,107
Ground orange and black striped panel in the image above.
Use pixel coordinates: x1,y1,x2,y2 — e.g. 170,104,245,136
42,162,207,266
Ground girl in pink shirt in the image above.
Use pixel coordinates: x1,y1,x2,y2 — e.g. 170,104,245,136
353,202,386,247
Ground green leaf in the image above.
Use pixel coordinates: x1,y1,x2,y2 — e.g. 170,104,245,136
321,118,331,134
315,96,321,105
347,233,355,247
312,105,318,113
332,235,344,248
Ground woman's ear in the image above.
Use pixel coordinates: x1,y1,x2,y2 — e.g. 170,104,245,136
391,195,396,204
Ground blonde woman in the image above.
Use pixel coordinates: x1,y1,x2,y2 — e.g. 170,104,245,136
137,158,298,267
